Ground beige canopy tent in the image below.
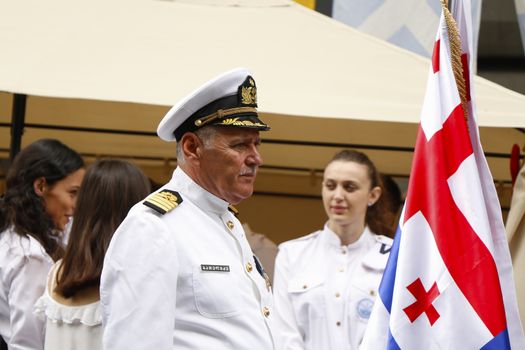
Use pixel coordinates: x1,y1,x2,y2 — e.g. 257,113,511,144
1,0,525,240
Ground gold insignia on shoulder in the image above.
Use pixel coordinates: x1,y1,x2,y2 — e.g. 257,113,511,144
143,190,183,215
228,204,239,217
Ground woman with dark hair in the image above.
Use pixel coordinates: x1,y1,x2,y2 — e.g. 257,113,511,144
35,159,150,350
0,139,84,350
273,149,393,350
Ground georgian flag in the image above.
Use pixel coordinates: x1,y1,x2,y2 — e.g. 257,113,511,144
360,1,525,349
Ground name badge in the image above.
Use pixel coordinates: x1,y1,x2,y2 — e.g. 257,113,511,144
201,264,230,272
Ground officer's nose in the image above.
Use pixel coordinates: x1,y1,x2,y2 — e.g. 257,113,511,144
247,145,263,167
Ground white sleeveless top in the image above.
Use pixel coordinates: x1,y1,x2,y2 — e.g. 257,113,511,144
34,261,102,350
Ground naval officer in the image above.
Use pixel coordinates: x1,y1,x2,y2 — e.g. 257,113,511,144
101,68,275,349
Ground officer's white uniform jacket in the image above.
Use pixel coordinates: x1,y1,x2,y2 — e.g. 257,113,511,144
273,226,392,350
0,228,52,350
101,167,275,349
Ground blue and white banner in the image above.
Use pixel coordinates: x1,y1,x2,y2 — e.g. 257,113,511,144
332,0,482,69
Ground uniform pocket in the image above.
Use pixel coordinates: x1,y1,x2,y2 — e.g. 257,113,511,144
192,265,242,318
349,283,378,323
288,277,326,321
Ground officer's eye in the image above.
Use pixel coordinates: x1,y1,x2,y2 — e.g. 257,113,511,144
233,142,248,150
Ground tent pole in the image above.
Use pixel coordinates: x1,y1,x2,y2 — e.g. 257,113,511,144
315,0,333,17
9,94,27,161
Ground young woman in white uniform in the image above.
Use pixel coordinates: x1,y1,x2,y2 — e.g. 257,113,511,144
273,150,394,350
0,139,84,350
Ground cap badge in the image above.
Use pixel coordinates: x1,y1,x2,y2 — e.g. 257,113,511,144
240,77,257,106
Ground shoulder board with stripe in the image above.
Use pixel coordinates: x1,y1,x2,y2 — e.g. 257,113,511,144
228,204,239,217
143,190,183,215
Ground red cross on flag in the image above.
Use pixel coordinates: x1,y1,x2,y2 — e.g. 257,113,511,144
361,0,525,349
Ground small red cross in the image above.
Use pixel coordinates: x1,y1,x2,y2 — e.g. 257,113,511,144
403,278,440,326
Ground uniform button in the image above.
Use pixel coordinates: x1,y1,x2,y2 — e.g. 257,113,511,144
338,267,344,273
262,307,270,318
246,262,253,273
370,290,376,296
335,292,340,298
336,321,341,326
341,250,347,255
226,220,234,230
303,284,308,289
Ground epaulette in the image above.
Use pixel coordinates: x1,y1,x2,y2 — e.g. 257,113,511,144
143,190,183,215
293,231,321,242
228,204,239,217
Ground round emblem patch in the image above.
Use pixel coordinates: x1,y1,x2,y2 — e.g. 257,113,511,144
356,298,374,320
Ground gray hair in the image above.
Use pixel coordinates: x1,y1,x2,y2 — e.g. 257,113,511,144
176,126,219,165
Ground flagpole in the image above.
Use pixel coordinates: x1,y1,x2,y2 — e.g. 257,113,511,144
440,0,469,123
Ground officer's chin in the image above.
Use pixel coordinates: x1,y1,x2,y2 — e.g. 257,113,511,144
230,187,254,204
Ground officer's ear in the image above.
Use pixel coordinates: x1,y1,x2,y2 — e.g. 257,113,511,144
180,132,203,161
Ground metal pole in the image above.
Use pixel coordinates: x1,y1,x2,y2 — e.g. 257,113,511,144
315,0,333,17
9,94,27,161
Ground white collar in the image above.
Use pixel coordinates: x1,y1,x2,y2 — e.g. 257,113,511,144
169,167,229,215
321,224,374,251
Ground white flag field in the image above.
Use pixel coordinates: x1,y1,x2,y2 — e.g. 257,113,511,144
361,0,525,349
